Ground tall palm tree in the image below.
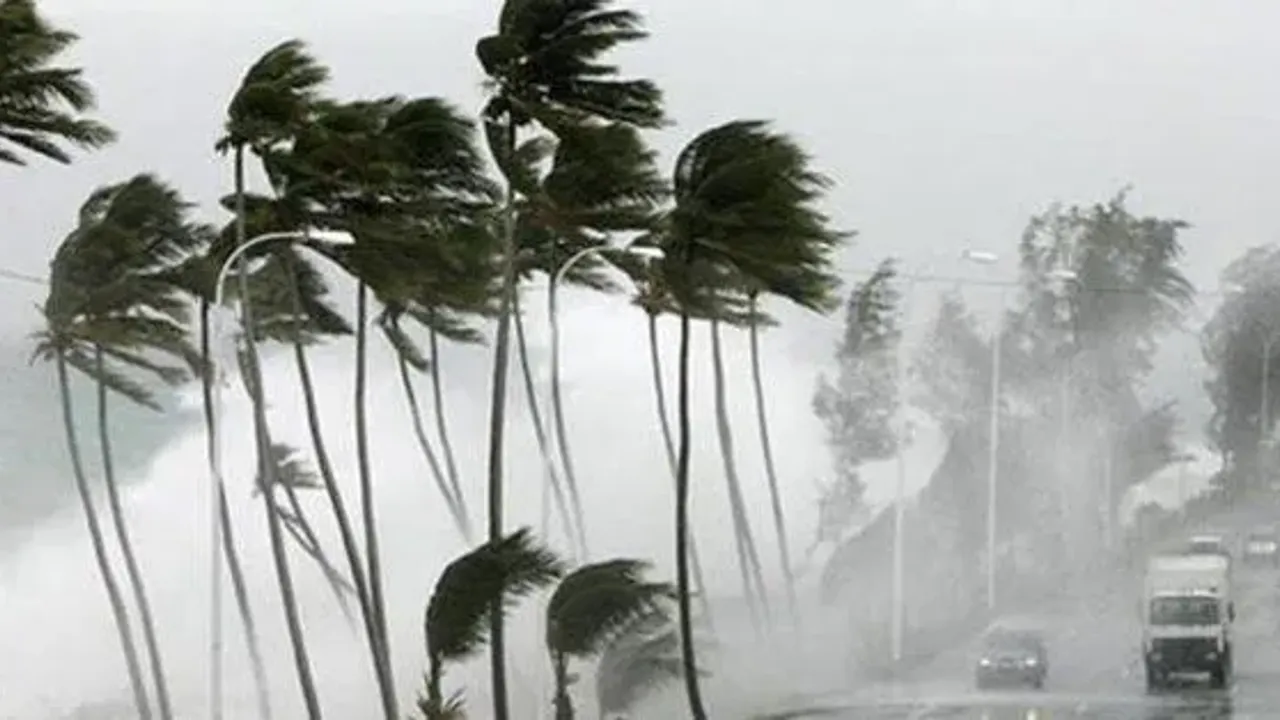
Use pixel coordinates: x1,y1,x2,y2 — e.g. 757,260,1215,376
595,613,686,719
652,120,846,718
0,0,114,165
708,317,770,629
219,38,333,718
35,174,210,720
419,527,564,720
544,559,673,720
476,3,664,705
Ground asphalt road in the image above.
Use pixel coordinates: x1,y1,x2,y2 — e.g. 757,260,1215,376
761,564,1280,719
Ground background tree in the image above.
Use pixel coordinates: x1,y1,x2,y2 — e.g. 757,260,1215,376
911,290,991,436
475,1,664,715
812,260,901,547
0,0,114,165
1203,245,1280,493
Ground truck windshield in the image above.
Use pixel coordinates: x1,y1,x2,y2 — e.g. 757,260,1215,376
1150,596,1220,625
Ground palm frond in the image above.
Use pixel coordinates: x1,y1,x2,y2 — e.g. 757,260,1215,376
219,39,330,153
426,527,564,663
253,443,320,494
415,688,468,720
0,0,115,165
596,611,688,716
545,558,674,658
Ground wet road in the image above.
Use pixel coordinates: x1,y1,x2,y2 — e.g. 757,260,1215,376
762,566,1280,718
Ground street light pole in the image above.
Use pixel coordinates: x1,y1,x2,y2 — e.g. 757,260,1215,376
960,249,1003,613
890,275,916,667
207,229,351,714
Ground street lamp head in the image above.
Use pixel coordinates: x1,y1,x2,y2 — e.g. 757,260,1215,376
626,246,665,262
306,230,356,246
960,249,999,265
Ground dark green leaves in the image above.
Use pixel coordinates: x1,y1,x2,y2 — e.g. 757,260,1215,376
0,0,115,165
545,558,673,658
218,39,330,154
425,527,564,663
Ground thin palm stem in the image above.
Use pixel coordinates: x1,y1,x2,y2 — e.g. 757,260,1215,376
284,272,394,714
427,325,467,526
747,303,798,627
276,479,356,624
57,352,154,720
354,280,397,718
94,347,174,720
647,312,714,634
512,294,576,556
674,311,709,719
709,320,771,628
398,354,471,541
547,283,589,557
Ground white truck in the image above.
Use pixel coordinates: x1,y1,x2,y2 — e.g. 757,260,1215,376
1142,554,1234,690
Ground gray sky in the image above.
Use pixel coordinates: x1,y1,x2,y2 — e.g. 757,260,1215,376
1,1,1279,712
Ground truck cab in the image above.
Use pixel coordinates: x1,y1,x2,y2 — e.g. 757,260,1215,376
1142,554,1233,691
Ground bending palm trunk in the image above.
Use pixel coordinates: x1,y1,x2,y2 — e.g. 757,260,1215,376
56,352,154,720
646,312,713,631
234,148,322,718
512,297,575,554
673,312,709,719
94,348,174,720
398,354,471,541
747,301,798,624
427,325,466,523
547,285,589,556
709,320,770,625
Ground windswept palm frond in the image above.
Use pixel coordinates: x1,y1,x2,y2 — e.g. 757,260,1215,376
218,38,330,155
0,0,115,165
596,611,687,718
546,559,674,658
427,527,565,663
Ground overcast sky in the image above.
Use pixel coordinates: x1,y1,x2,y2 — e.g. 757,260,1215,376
1,1,1279,712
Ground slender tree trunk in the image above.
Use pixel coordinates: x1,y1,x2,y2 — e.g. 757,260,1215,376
56,353,154,720
276,477,356,624
234,146,323,718
709,320,770,626
398,354,471,541
547,281,589,557
93,348,174,720
746,299,798,626
551,652,573,720
486,118,518,720
427,325,467,525
284,275,395,716
354,280,397,716
200,301,272,719
646,312,713,633
512,294,575,555
674,311,708,719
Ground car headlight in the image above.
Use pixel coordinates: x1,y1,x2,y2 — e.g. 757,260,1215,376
979,658,993,667
1024,657,1039,666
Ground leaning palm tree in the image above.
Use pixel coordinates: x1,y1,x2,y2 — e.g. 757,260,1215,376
0,0,115,165
544,559,673,720
651,120,846,718
476,2,664,710
595,613,687,719
218,38,333,719
34,174,210,720
418,527,565,720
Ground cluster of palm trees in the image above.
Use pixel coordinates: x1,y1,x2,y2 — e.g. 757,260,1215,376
4,0,847,717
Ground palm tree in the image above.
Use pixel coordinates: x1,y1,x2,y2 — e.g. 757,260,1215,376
35,174,211,720
0,0,115,165
476,3,664,707
219,39,333,718
595,613,686,719
278,98,496,699
652,120,846,718
419,527,565,720
544,559,673,720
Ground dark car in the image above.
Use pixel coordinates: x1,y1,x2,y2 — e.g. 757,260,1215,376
1243,529,1278,568
975,624,1048,690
